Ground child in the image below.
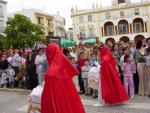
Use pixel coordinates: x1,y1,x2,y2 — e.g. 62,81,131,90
88,53,100,98
121,55,136,98
0,70,8,88
5,64,15,88
145,47,150,98
81,60,90,95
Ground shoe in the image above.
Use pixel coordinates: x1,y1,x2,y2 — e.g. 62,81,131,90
93,103,104,107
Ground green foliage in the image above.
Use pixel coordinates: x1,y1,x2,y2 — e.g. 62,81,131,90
5,14,44,49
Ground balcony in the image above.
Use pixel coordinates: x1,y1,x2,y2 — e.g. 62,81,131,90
102,18,146,37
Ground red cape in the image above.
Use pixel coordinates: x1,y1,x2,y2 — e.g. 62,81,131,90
41,43,85,113
100,46,128,105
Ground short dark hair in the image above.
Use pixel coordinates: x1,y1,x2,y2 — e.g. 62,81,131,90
136,40,143,49
146,37,150,42
38,48,43,52
147,47,150,53
124,55,130,62
112,43,118,52
122,46,130,53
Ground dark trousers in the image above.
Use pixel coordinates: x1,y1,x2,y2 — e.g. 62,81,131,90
78,68,85,93
118,65,124,84
12,66,19,87
133,72,139,94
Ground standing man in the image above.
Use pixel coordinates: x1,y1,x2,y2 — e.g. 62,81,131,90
130,41,136,58
70,47,77,61
35,48,46,85
106,40,113,50
76,42,89,94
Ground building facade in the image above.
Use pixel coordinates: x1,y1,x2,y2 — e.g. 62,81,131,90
66,28,73,40
9,9,66,37
52,12,66,37
0,0,7,34
71,0,150,43
9,9,54,37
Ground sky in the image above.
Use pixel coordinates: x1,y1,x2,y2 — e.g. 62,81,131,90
5,0,142,29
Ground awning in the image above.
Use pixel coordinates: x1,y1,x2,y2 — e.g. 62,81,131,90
85,38,96,45
61,38,76,48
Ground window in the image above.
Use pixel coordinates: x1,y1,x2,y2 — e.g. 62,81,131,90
88,15,92,22
135,23,142,33
89,28,94,37
48,19,52,26
0,6,4,17
37,17,43,25
118,23,128,34
105,12,110,19
107,26,113,36
120,11,125,18
79,16,83,23
118,0,125,4
135,8,140,15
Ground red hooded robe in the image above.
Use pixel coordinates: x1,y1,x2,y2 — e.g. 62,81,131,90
41,43,85,113
100,45,128,105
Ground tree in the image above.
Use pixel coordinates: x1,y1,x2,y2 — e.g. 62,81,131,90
5,14,44,49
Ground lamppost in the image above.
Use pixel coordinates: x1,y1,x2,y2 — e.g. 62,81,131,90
77,33,86,41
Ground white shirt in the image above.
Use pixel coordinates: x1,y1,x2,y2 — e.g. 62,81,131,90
35,55,46,70
7,54,20,67
70,51,77,61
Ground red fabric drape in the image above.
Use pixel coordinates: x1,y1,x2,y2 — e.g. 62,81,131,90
100,46,128,105
45,43,78,79
41,43,85,113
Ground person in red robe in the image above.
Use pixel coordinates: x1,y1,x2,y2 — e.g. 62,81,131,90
100,45,128,105
41,43,85,113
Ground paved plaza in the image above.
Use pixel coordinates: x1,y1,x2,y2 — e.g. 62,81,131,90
0,90,150,113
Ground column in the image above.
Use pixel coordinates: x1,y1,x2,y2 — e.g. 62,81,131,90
129,24,131,34
103,27,105,36
101,28,104,36
144,22,146,32
132,23,134,33
114,25,116,35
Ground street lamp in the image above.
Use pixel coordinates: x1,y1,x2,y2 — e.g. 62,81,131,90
77,33,86,41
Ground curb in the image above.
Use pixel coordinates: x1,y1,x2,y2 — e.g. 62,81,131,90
0,88,31,93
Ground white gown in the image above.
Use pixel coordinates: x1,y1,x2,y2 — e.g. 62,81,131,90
27,86,43,113
94,65,105,106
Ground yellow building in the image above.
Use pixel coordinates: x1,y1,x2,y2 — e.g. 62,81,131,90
9,9,54,37
71,0,150,43
35,12,54,36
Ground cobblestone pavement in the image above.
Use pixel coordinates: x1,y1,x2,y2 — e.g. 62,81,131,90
0,91,150,113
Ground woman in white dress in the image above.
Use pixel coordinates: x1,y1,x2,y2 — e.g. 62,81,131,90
35,48,46,85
